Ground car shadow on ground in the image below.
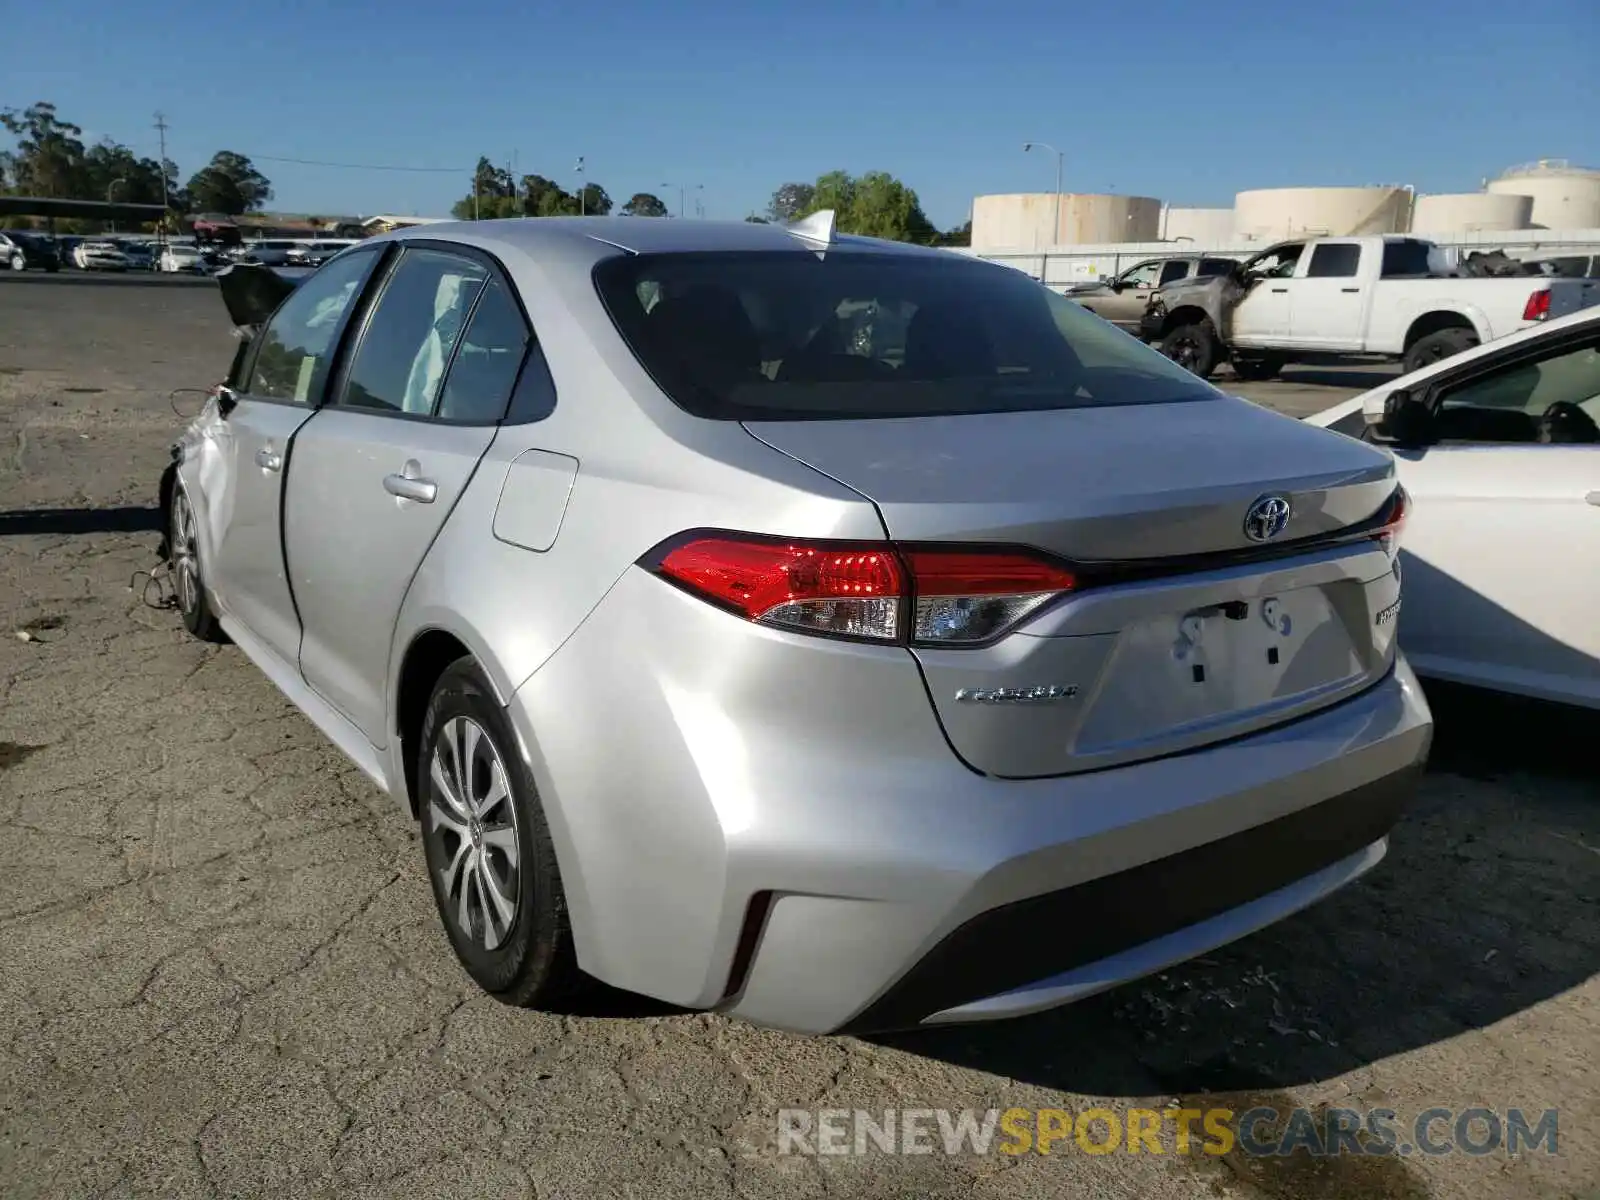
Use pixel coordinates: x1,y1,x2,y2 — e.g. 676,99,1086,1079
0,506,163,536
877,682,1597,1109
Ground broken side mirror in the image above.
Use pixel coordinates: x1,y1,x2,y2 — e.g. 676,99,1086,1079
1375,388,1435,448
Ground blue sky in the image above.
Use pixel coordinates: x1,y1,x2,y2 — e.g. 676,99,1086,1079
6,0,1595,228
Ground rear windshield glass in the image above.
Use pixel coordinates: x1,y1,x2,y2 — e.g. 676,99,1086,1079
593,251,1218,420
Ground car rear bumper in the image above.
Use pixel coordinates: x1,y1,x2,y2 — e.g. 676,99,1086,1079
506,569,1432,1035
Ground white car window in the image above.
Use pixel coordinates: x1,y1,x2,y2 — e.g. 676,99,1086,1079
1436,337,1600,444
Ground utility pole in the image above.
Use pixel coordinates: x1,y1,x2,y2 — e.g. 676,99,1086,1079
576,156,586,216
154,112,170,245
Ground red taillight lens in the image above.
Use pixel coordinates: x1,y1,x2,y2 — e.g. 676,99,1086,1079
651,537,1079,645
1373,487,1408,557
656,536,904,641
1523,288,1552,321
900,549,1077,644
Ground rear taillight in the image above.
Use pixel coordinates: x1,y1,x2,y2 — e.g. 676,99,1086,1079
1523,288,1552,321
650,535,1077,646
655,537,903,640
1373,487,1409,558
899,549,1077,643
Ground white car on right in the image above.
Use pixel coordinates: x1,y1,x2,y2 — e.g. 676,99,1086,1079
1308,305,1599,709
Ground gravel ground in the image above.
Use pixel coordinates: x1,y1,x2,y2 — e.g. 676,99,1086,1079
0,276,1595,1200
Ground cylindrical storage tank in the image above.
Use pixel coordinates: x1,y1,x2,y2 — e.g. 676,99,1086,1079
1232,186,1412,241
1487,162,1600,229
971,193,1057,250
1159,206,1235,244
971,193,1161,248
1411,192,1533,233
1055,194,1161,244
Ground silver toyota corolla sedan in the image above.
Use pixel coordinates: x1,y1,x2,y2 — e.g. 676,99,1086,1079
161,214,1432,1035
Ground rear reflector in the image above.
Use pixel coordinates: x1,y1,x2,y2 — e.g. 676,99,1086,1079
650,535,1078,646
1523,288,1552,321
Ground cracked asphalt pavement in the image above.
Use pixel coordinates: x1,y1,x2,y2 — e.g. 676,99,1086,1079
0,275,1595,1200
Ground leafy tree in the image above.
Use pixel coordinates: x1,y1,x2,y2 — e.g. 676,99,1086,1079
744,213,769,223
185,151,272,215
766,182,814,223
622,192,668,217
1,101,87,197
933,220,971,247
576,182,612,216
789,170,937,244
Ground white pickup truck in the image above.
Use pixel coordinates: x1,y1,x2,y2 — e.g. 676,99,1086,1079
1140,235,1600,380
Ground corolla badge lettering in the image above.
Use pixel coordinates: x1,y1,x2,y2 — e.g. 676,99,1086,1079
1243,494,1292,543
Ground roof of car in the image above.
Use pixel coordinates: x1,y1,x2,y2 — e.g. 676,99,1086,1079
384,215,955,260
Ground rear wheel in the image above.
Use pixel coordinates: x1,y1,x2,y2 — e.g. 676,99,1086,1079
1160,322,1218,379
1231,354,1283,382
1403,327,1477,374
169,485,225,643
419,657,582,1008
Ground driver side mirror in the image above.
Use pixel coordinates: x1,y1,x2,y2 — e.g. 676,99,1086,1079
1375,388,1435,448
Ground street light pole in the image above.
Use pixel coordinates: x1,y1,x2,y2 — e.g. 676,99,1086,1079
107,177,127,233
1023,141,1063,248
576,156,586,216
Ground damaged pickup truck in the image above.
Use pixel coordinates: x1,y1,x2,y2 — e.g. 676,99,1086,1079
1140,235,1600,380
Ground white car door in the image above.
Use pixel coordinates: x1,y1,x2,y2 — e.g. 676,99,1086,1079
1288,241,1369,351
1391,328,1600,708
1230,243,1303,344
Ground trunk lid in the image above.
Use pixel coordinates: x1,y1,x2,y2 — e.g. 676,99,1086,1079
745,397,1404,777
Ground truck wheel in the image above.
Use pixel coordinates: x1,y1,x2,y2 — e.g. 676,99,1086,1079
1403,327,1477,374
1160,322,1218,379
1231,354,1283,382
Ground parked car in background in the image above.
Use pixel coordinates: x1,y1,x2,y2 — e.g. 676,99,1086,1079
1307,304,1599,709
1141,235,1600,380
73,241,130,271
119,241,155,270
158,218,1429,1035
1533,253,1600,279
1066,256,1240,333
0,231,62,272
285,241,356,268
240,239,302,267
159,244,210,274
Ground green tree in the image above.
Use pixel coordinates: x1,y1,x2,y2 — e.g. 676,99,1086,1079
622,192,669,217
766,181,814,223
185,151,272,215
744,213,769,223
933,220,971,247
0,101,87,197
790,170,937,244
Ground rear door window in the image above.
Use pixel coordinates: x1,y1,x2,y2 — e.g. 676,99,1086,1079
593,251,1217,420
336,248,488,415
436,277,533,424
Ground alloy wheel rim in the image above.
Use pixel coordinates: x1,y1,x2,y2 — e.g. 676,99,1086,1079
428,716,522,951
171,491,199,615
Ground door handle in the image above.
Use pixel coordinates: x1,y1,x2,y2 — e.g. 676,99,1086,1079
255,447,282,472
1270,287,1288,293
384,470,438,504
1340,287,1360,293
1586,491,1600,507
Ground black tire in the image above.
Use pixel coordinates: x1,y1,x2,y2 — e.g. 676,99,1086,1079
419,657,582,1009
1403,327,1478,374
1160,321,1218,378
169,484,226,643
9,253,23,271
1231,354,1283,382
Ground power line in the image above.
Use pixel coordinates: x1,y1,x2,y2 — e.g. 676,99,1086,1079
245,153,471,174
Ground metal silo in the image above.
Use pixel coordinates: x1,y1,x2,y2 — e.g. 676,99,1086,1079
1232,186,1413,241
1411,192,1534,234
1486,161,1600,229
